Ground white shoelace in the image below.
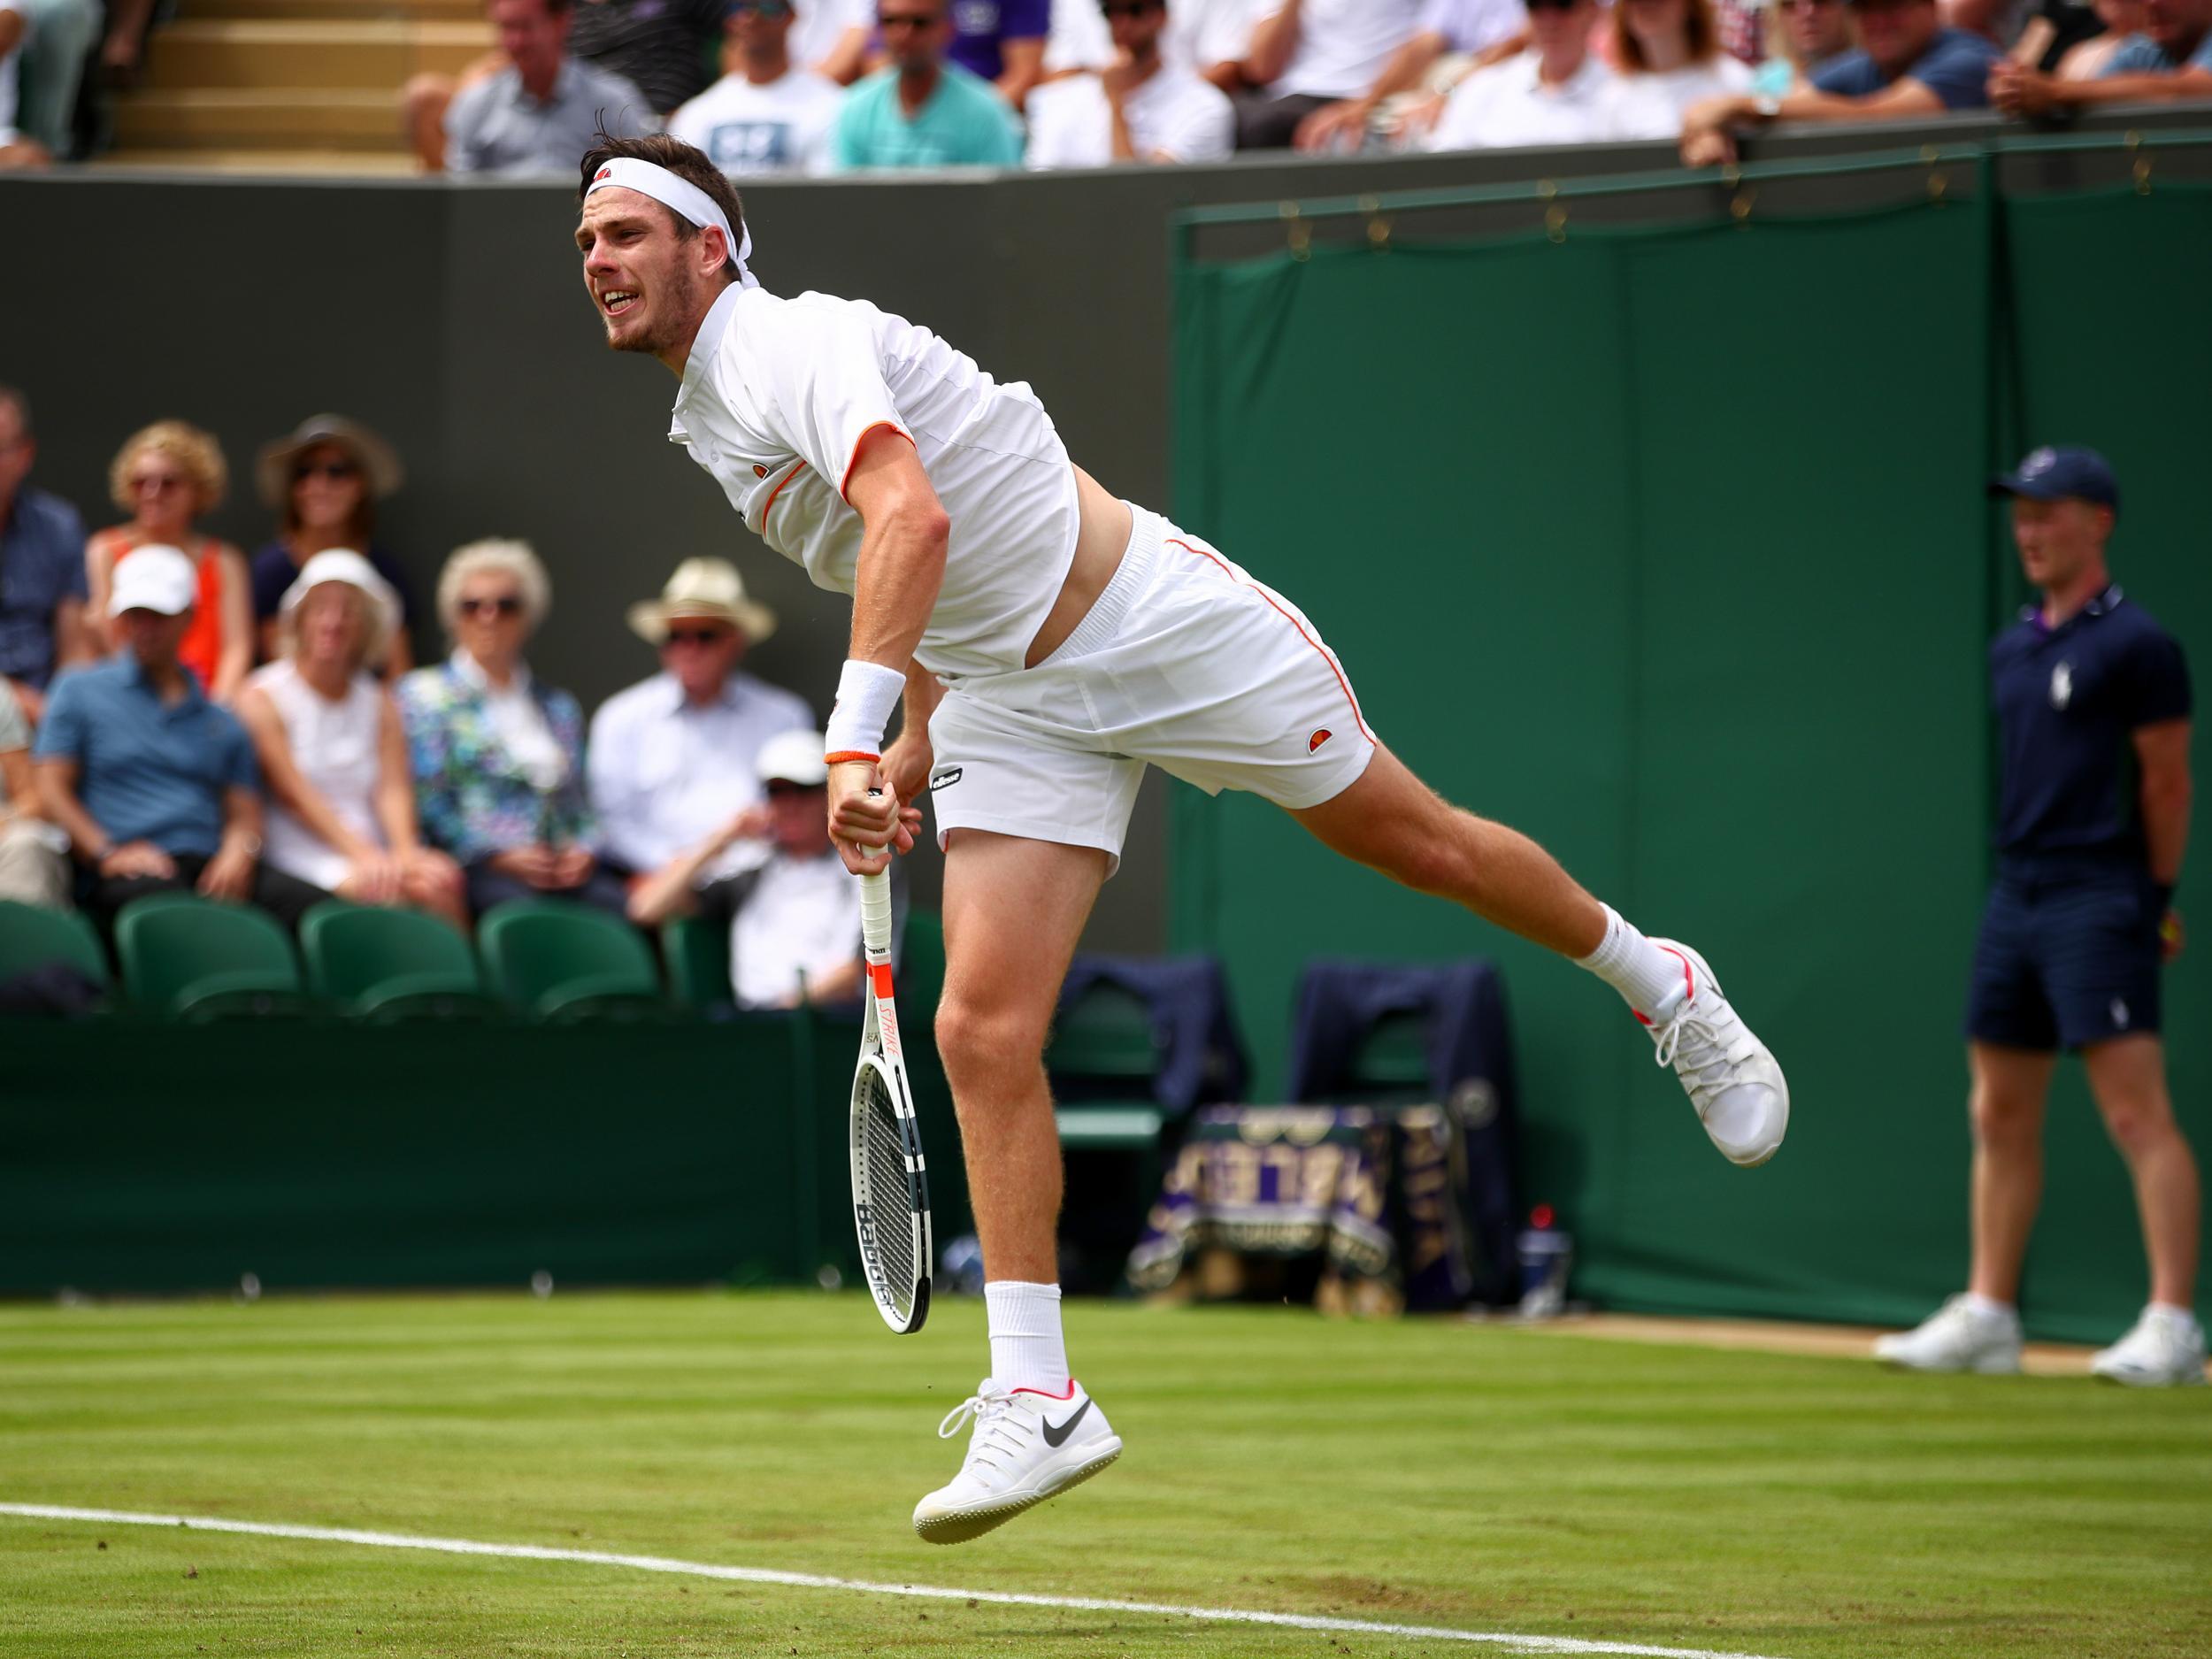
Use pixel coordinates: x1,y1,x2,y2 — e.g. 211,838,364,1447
1647,994,1754,1093
937,1386,1029,1475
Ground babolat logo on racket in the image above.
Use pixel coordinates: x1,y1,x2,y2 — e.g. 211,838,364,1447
853,1202,888,1293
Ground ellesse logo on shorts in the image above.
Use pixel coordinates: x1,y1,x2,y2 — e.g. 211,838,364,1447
929,766,964,791
1309,729,1333,752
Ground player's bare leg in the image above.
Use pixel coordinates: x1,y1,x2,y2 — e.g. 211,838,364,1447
914,828,1124,1541
1965,1042,2054,1307
1293,744,1788,1167
2080,1035,2206,1385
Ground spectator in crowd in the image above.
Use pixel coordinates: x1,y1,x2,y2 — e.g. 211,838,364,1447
0,678,68,908
672,0,848,174
0,0,45,172
397,539,624,918
1025,0,1236,166
442,0,657,176
787,0,874,81
568,0,731,116
831,0,1025,167
945,0,1052,106
1750,0,1855,91
1292,0,1529,152
1878,447,2203,1388
1603,0,1754,138
588,557,810,887
35,546,323,930
1680,0,2000,167
629,729,898,1010
0,388,93,726
86,421,251,705
8,0,96,157
1425,0,1617,149
250,415,416,679
1233,0,1423,149
236,552,466,929
2005,0,2145,77
1991,0,2211,110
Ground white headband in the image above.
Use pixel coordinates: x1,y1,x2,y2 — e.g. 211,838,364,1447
586,157,758,289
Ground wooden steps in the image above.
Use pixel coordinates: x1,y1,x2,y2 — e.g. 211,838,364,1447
114,0,492,167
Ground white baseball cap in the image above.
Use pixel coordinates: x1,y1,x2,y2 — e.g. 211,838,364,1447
757,729,829,787
108,545,199,618
279,549,402,659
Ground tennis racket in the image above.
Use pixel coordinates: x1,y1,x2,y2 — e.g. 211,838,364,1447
850,810,932,1334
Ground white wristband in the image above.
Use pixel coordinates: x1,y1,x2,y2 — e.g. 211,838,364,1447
824,658,906,761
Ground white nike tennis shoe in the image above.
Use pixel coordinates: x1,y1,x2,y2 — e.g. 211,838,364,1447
2091,1307,2208,1387
1640,940,1789,1167
912,1379,1122,1544
1874,1294,2024,1374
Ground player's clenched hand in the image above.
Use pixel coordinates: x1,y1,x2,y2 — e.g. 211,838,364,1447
828,760,917,875
879,731,933,813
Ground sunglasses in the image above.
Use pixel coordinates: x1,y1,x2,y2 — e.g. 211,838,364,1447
294,458,359,482
663,626,731,647
459,595,524,618
130,472,187,493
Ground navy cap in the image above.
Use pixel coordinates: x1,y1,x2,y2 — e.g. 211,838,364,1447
1990,445,2120,512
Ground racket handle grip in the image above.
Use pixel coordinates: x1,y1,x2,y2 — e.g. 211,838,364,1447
859,864,895,957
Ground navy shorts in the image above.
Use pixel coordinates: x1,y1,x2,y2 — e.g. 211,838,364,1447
1964,865,2165,1051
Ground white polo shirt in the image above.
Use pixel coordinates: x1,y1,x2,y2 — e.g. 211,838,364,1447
669,284,1080,682
668,67,847,175
1259,0,1424,99
1426,50,1617,150
731,849,863,1009
1025,65,1236,166
587,669,814,877
1601,55,1754,141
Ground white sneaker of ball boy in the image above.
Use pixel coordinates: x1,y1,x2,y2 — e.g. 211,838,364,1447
1877,1294,2208,1386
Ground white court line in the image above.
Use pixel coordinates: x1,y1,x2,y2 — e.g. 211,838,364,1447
0,1502,1786,1659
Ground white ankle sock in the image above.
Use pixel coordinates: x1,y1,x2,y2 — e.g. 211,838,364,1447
1962,1293,2016,1320
2147,1301,2199,1333
1577,904,1690,1018
985,1280,1070,1395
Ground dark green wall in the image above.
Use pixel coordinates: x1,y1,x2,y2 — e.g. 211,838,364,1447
1171,181,2210,1344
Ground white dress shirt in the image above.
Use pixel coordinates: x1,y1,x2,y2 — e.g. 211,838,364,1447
588,668,813,877
1025,64,1236,166
731,848,863,1009
1426,50,1617,150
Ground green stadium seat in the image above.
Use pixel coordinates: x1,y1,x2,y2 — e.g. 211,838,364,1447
299,901,495,1023
1048,981,1164,1150
476,901,667,1023
661,914,732,1014
0,901,111,1000
114,895,309,1021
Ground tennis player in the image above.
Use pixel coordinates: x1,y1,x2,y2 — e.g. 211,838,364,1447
572,133,1791,1542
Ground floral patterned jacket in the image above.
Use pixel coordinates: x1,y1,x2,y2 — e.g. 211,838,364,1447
396,658,601,864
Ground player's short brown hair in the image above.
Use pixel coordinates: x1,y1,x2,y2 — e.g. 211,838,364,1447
577,131,749,285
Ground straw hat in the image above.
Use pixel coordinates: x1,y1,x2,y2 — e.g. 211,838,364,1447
257,414,404,509
626,557,778,646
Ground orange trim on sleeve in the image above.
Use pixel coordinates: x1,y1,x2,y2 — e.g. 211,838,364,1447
840,421,917,504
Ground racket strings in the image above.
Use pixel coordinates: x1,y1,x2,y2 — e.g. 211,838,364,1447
861,1071,917,1300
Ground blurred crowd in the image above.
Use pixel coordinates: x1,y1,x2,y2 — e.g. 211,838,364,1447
3,0,2207,173
0,389,878,1012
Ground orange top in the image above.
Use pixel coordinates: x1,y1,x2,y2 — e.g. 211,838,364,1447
114,536,227,694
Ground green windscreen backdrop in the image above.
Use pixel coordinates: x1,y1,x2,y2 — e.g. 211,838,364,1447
1171,182,2209,1343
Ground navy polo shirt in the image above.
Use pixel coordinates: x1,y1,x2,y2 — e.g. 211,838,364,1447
1812,26,2001,109
0,485,90,688
1990,585,2190,868
34,653,260,856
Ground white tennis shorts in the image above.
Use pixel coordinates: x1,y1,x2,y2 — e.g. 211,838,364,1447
927,503,1378,873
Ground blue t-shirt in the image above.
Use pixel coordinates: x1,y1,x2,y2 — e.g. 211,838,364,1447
35,654,260,856
831,64,1024,169
944,0,1051,83
1812,26,2001,109
1990,586,2192,867
0,486,89,689
2101,28,2212,73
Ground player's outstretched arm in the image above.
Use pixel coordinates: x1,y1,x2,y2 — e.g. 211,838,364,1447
830,429,950,872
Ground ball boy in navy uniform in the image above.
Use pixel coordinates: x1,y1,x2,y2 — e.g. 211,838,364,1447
1879,446,2204,1386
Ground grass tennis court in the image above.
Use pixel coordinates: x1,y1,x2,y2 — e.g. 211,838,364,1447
4,1290,2206,1658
